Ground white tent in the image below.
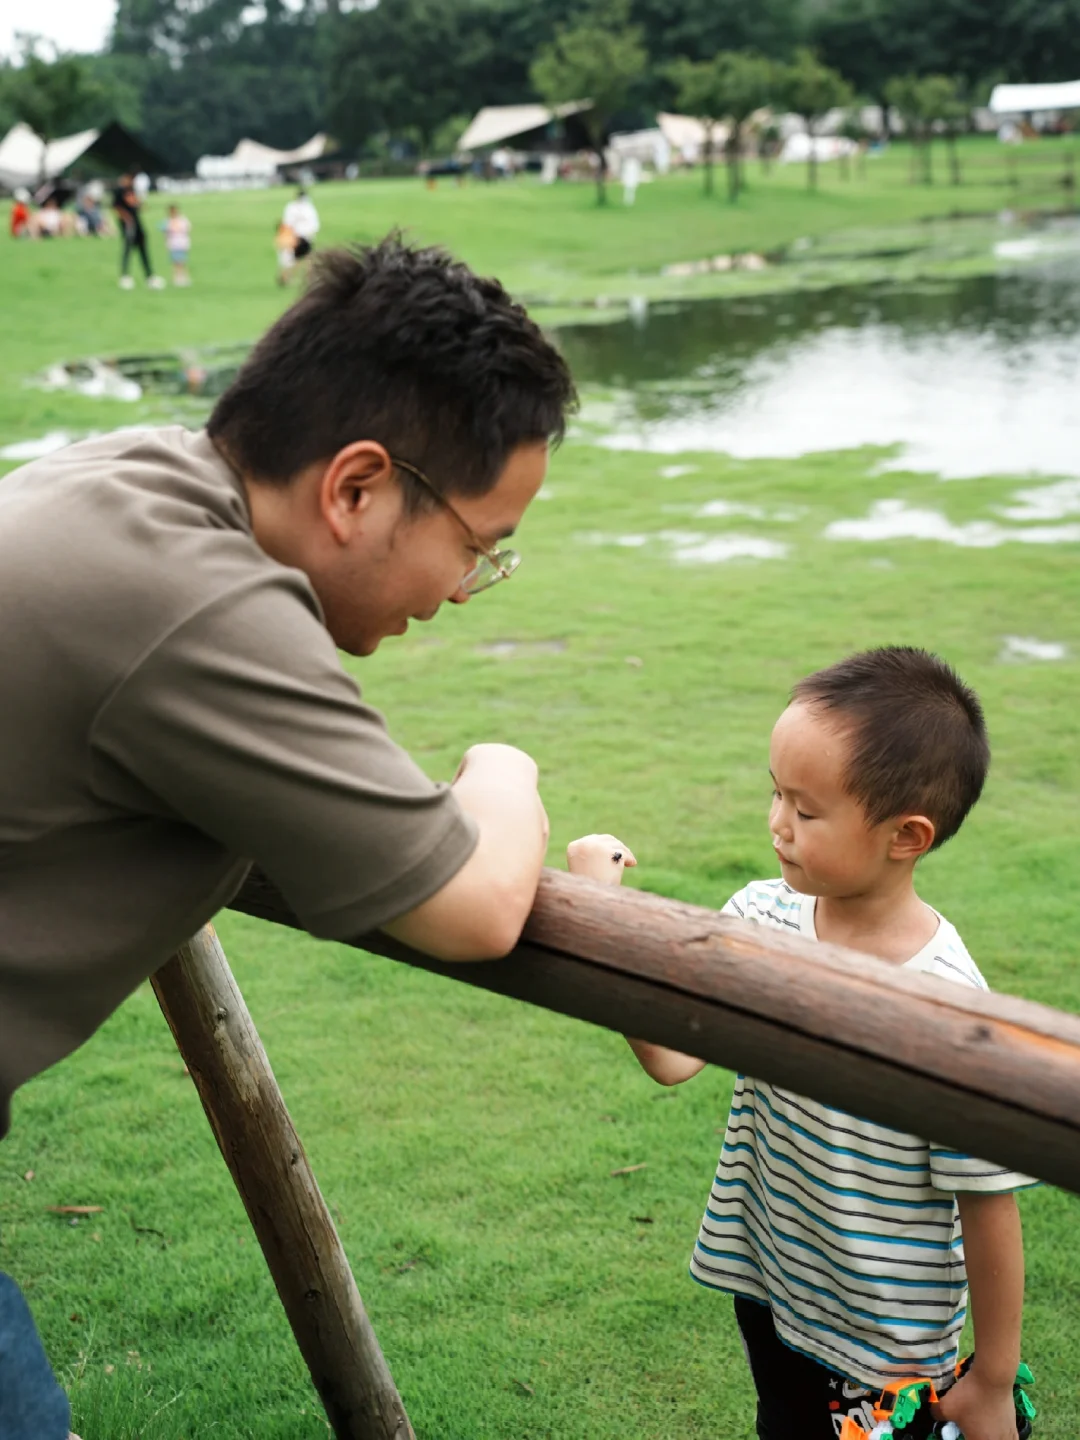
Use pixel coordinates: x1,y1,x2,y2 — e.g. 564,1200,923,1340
0,122,101,188
989,81,1080,114
195,133,331,180
780,132,858,164
607,127,671,173
656,112,731,161
457,101,591,153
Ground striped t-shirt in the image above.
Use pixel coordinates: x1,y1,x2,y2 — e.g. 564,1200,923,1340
690,879,1035,1390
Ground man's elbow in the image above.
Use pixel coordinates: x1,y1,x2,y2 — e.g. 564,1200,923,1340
446,880,532,961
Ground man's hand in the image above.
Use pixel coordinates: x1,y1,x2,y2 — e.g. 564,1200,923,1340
934,1368,1017,1440
567,833,637,887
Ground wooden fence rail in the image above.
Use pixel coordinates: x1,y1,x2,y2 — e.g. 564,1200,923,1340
150,867,1080,1436
230,866,1080,1196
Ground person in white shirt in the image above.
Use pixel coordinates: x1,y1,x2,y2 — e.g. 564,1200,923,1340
282,188,320,268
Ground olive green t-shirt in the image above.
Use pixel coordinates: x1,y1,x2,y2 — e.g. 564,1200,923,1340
0,426,477,1135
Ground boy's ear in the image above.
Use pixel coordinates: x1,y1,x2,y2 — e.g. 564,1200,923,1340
889,814,936,862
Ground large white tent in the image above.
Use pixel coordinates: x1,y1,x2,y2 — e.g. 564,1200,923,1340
456,101,591,153
0,123,101,187
0,120,165,190
989,81,1080,114
195,133,331,180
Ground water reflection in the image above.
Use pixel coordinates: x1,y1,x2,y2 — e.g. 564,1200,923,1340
559,245,1080,479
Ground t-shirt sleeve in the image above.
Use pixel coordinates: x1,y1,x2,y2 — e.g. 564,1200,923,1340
928,1145,1038,1195
721,887,750,919
88,573,478,940
921,951,1039,1194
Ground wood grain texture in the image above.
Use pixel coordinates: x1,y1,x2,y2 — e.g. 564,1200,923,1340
152,927,415,1440
231,866,1080,1194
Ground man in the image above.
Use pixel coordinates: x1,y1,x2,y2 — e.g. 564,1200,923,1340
112,171,163,290
0,235,576,1437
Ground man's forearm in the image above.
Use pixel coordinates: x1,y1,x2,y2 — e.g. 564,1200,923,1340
958,1190,1025,1386
383,745,547,961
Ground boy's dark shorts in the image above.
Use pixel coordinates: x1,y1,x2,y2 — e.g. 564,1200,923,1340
294,237,313,261
735,1295,879,1440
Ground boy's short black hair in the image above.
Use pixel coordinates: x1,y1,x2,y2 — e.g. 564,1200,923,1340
208,233,576,508
792,647,989,850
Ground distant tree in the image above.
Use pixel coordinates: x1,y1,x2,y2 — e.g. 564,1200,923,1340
836,102,870,179
883,72,966,186
0,61,21,138
778,48,852,190
814,0,1080,98
666,58,725,198
6,41,103,180
329,0,503,159
634,0,805,70
668,50,775,200
531,0,648,206
812,0,901,135
883,73,925,182
108,0,327,170
918,74,969,187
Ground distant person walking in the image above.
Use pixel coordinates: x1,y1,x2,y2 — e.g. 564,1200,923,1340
113,173,163,290
161,204,192,286
621,154,642,205
282,187,320,270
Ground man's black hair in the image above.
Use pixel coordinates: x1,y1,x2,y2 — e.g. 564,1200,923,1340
792,646,989,850
208,233,577,509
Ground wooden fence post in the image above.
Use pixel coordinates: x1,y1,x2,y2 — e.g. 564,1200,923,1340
152,926,414,1440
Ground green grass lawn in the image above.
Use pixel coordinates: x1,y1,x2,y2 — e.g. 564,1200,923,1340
2,150,1079,1437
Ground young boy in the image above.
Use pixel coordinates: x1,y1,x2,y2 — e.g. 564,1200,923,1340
568,647,1034,1440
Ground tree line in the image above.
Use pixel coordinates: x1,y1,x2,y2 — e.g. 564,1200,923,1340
1,0,1079,176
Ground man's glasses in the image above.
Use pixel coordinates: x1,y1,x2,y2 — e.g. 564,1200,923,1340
391,457,521,595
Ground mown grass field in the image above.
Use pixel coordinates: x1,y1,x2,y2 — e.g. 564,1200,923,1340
2,145,1079,1437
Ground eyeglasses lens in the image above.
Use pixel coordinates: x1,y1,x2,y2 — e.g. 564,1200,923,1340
463,549,521,595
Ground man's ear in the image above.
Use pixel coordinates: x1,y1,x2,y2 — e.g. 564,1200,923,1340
317,440,395,545
889,814,936,862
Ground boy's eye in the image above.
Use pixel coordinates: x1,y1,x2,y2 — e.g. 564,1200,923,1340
796,810,815,821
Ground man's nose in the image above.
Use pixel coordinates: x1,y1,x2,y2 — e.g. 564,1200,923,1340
448,584,472,606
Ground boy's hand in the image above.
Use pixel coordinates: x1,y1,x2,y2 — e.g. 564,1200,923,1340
934,1369,1017,1440
567,834,637,887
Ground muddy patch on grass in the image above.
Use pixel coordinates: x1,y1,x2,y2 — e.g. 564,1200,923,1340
475,639,569,658
0,431,75,461
825,499,1080,548
1000,636,1069,662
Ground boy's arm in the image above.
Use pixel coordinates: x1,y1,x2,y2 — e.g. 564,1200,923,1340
625,1037,707,1086
566,835,706,1087
935,1191,1024,1440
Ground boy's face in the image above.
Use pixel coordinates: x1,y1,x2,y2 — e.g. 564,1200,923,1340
768,701,913,897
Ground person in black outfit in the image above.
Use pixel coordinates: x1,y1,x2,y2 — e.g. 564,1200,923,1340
112,174,161,289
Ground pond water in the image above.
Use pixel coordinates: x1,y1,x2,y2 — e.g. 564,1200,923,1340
558,222,1080,480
